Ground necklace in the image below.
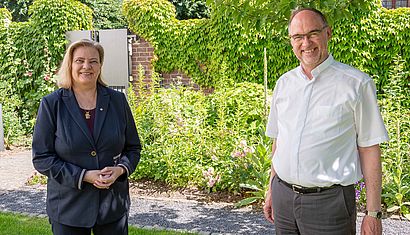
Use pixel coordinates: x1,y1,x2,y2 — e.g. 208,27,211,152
81,108,95,120
74,88,97,120
85,111,91,119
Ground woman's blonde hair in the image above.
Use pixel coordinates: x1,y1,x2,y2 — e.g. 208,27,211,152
57,39,107,88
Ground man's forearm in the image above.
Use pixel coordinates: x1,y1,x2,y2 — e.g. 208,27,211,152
267,141,277,192
270,140,277,178
358,145,382,211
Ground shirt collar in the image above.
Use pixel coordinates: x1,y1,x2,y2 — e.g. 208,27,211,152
297,54,334,82
311,54,334,78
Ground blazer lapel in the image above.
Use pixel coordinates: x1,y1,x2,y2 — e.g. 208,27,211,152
61,89,95,146
93,85,110,143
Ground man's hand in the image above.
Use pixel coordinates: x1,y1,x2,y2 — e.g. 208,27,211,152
361,215,382,235
263,191,274,224
264,141,277,224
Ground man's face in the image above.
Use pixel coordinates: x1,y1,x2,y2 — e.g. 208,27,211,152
289,10,331,72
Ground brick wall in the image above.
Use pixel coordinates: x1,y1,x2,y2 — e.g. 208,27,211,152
131,37,213,94
131,38,154,85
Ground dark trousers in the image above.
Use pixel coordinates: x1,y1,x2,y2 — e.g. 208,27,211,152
271,176,356,235
51,214,128,235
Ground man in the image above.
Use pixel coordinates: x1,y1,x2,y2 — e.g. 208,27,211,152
263,8,389,235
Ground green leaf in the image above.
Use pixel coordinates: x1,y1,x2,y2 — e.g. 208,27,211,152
387,206,400,213
234,197,259,207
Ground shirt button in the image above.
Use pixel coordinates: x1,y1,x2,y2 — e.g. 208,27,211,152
90,151,97,157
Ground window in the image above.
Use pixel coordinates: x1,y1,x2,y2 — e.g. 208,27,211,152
382,0,393,8
382,0,409,8
396,0,409,7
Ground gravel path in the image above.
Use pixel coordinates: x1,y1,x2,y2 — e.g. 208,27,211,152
0,150,409,234
0,150,35,191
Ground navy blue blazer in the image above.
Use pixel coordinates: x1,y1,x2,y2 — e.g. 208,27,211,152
32,84,141,227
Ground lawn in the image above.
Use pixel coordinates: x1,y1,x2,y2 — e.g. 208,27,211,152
0,212,196,235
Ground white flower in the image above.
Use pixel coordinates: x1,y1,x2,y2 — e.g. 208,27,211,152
4,18,11,28
231,150,243,158
239,140,247,148
203,167,214,177
207,175,220,187
244,146,255,154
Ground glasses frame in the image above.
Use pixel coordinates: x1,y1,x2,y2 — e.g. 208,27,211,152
289,25,328,42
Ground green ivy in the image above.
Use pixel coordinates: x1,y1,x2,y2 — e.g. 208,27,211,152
0,0,92,146
206,0,374,32
123,0,409,90
0,7,12,20
331,6,410,94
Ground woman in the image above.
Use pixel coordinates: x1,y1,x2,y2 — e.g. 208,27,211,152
32,39,141,235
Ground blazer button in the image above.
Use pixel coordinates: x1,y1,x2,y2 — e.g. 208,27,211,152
90,151,97,157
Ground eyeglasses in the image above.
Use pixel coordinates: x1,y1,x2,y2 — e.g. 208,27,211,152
289,25,328,42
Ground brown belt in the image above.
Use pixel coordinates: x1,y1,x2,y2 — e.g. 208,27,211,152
277,177,342,194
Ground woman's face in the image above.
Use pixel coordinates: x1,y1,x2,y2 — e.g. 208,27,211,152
71,46,101,88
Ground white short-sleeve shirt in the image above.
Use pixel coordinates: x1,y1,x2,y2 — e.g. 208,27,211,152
266,55,389,187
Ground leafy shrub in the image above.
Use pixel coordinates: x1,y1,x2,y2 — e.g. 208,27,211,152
169,0,209,20
1,0,126,29
80,0,127,29
354,56,410,217
0,81,26,146
0,0,31,22
129,71,272,192
379,57,410,219
234,135,272,207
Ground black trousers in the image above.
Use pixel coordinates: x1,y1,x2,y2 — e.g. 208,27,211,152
271,176,356,235
51,214,128,235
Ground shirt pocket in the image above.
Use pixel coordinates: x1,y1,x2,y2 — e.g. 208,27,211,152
314,105,343,120
311,105,344,137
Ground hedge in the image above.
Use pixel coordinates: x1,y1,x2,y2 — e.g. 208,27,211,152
123,0,409,92
0,0,92,145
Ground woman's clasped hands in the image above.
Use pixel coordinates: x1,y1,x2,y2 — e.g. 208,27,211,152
84,166,125,189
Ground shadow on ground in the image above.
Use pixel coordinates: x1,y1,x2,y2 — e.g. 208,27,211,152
0,188,274,234
0,188,47,216
2,188,410,234
129,197,274,234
